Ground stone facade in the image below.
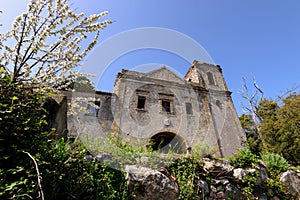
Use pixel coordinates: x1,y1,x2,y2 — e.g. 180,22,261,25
68,60,245,157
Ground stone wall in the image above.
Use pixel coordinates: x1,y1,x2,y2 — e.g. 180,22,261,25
125,158,300,200
62,60,245,158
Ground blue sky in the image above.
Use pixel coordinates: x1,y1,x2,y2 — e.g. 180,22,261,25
1,0,300,115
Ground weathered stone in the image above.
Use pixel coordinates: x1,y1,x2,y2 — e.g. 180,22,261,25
246,168,256,174
125,165,179,200
252,185,268,200
214,179,229,185
198,180,209,194
233,168,246,181
66,61,245,159
271,196,281,200
96,152,112,163
225,183,242,200
279,170,300,197
43,95,67,138
211,185,217,193
84,155,93,162
140,156,149,164
203,158,233,178
217,191,225,199
256,161,269,185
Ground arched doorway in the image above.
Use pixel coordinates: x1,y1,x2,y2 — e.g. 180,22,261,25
149,132,186,154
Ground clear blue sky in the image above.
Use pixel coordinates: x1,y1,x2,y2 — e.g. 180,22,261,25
1,0,300,115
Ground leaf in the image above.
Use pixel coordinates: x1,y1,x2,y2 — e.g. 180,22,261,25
12,96,18,101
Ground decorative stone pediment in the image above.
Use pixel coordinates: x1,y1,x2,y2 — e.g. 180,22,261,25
145,66,185,84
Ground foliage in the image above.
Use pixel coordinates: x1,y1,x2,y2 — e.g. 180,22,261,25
229,146,258,168
259,94,300,166
239,114,262,155
0,1,138,199
0,0,111,89
167,157,203,199
71,76,95,91
261,153,289,176
0,70,51,199
41,138,131,200
84,134,178,169
0,72,131,199
240,93,300,166
241,170,259,197
192,141,215,159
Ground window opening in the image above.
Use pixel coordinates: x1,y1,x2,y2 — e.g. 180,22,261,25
162,100,171,113
185,102,193,114
137,96,146,110
207,72,215,85
87,100,100,117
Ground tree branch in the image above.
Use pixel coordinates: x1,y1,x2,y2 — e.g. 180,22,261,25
13,14,28,81
24,151,44,200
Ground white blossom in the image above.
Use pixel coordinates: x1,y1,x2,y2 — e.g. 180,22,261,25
0,0,111,91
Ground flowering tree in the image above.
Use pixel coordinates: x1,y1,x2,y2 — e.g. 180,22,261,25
0,0,111,89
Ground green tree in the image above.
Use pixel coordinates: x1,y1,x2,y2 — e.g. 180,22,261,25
241,93,300,166
71,76,95,91
239,114,262,155
259,94,300,166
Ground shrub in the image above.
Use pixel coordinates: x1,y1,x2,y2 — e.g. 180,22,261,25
0,72,131,199
41,138,131,200
167,157,203,199
192,142,215,159
261,153,289,176
229,145,258,168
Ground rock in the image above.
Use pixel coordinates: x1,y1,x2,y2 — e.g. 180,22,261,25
203,158,233,178
256,161,269,185
213,178,229,185
225,183,242,200
140,156,149,165
233,168,246,181
96,152,112,163
246,168,256,173
85,155,93,162
198,180,209,194
217,191,225,199
280,170,300,197
125,165,179,200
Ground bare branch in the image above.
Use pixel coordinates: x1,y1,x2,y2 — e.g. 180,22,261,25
275,83,300,103
24,151,44,200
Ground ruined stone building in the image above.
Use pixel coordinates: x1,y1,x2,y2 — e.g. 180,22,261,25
67,60,245,157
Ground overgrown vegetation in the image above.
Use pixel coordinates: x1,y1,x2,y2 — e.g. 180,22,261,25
229,145,258,168
1,0,299,199
0,72,131,199
167,158,204,199
240,89,300,166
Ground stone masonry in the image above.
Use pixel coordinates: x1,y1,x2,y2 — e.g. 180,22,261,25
67,60,245,157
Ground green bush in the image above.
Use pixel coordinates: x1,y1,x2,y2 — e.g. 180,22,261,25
192,142,215,159
0,72,131,199
0,71,51,199
229,146,258,168
41,138,131,200
167,157,203,199
261,153,289,176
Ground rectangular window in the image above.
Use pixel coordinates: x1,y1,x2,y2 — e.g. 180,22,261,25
137,96,146,109
162,99,171,113
186,102,193,114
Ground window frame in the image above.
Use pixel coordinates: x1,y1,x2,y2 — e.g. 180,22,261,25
137,95,146,111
